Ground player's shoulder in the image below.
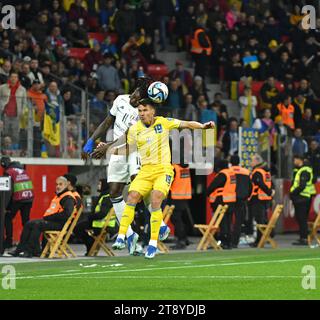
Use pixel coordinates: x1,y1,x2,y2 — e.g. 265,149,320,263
113,94,131,108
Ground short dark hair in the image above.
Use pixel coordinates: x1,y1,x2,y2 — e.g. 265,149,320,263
139,98,156,107
293,154,304,161
230,155,240,166
63,174,77,187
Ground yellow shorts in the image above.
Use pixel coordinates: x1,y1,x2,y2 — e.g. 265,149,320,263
129,164,174,198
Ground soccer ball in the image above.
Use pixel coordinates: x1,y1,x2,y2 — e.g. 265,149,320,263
147,81,169,103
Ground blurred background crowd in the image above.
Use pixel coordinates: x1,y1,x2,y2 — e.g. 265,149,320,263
0,0,319,180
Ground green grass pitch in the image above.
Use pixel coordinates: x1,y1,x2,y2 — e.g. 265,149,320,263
1,248,320,300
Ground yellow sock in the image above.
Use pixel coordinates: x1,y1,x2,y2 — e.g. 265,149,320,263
119,204,136,236
150,208,163,242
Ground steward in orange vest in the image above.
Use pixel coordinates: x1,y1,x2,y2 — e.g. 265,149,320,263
169,164,193,249
229,155,252,248
9,176,76,258
276,95,295,130
190,24,212,79
64,173,83,211
171,164,192,200
207,160,236,249
248,154,274,247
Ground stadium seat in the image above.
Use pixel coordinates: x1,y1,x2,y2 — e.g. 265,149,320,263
256,204,283,248
68,48,90,60
307,211,320,246
194,204,228,251
147,64,169,80
41,207,83,259
157,205,175,253
87,208,116,257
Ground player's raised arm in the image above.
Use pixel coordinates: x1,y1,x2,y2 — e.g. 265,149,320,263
81,114,115,160
179,120,215,130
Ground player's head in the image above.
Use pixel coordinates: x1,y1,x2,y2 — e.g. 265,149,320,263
0,156,11,169
130,76,153,107
138,98,156,125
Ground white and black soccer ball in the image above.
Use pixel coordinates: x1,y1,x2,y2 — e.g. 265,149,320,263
147,81,169,103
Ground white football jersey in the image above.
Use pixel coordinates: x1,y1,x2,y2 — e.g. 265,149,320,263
109,94,139,140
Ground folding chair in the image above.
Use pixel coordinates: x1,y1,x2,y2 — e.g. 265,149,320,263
257,204,283,248
308,212,320,246
87,208,116,257
194,204,228,251
41,207,83,259
157,205,175,253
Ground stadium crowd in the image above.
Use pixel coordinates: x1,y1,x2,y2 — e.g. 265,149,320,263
0,0,319,176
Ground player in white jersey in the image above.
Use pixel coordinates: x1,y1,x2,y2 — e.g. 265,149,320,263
82,77,170,254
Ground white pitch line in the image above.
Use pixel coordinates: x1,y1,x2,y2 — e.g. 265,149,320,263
14,257,320,281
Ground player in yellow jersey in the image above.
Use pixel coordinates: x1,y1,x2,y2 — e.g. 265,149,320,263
93,98,215,258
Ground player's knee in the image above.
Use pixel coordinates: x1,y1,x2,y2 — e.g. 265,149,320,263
150,191,164,209
127,191,141,205
109,184,122,198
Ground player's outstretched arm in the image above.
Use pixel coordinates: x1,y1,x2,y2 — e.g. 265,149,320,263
179,120,215,130
81,115,115,160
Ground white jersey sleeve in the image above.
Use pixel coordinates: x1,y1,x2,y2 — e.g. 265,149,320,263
110,94,139,141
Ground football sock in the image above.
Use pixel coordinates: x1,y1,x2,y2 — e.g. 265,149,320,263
119,203,136,236
150,207,163,244
111,196,134,238
147,204,166,227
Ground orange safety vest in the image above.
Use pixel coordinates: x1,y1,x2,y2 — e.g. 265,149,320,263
209,168,236,203
190,28,212,56
277,103,295,130
43,191,76,217
250,168,272,201
72,190,83,210
171,164,192,200
230,165,250,177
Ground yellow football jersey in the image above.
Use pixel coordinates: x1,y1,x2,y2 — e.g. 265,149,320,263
127,116,181,166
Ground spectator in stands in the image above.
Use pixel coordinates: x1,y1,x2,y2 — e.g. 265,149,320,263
0,72,27,147
0,39,12,60
184,93,198,121
199,99,217,125
259,76,280,110
65,21,89,48
256,50,272,81
296,78,318,116
275,51,294,82
62,88,77,116
139,34,164,65
124,44,148,74
164,78,184,113
83,40,104,75
300,108,318,139
47,26,67,49
28,59,44,87
26,12,50,44
19,62,32,89
222,117,239,158
306,139,320,180
101,35,118,58
27,78,47,125
1,136,19,156
97,53,121,92
114,2,137,47
99,0,116,29
68,0,88,26
0,60,12,84
169,60,193,91
137,0,156,36
239,87,257,127
190,75,208,103
292,128,308,157
225,52,243,82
